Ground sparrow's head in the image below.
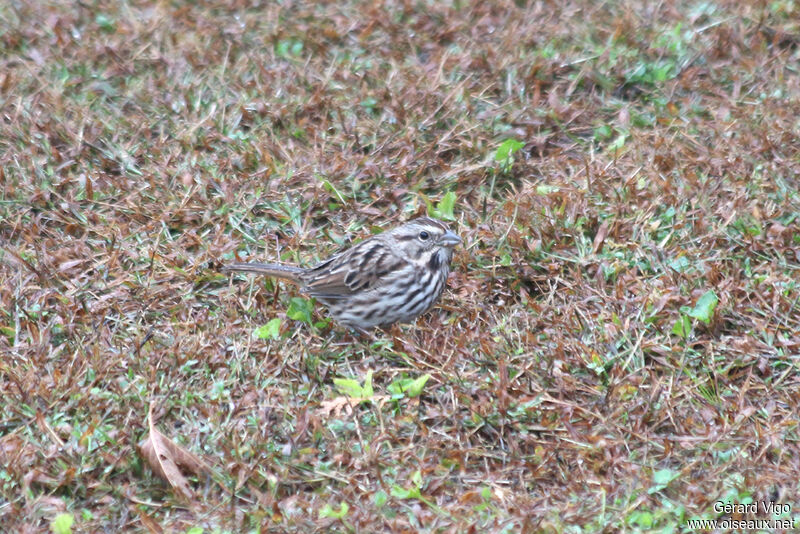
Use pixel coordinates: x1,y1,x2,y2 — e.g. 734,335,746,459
388,217,461,270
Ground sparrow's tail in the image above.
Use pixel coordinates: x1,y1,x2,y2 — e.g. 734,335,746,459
221,262,305,284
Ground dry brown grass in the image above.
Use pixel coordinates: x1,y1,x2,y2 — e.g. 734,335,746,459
1,0,799,532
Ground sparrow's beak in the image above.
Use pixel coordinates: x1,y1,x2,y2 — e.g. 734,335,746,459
438,230,462,247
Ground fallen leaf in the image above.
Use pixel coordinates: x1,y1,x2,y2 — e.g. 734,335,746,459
317,396,358,418
592,220,610,253
317,395,390,418
137,405,209,499
134,505,164,534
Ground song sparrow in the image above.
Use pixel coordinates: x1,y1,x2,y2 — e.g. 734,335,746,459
222,217,461,331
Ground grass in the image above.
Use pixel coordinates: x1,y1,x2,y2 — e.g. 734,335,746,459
1,0,799,532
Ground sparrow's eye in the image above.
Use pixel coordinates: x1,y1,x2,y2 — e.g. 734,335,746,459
418,231,430,241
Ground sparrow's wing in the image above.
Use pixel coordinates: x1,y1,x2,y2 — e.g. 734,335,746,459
303,237,409,299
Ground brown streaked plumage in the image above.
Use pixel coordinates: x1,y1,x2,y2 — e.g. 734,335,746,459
222,217,461,331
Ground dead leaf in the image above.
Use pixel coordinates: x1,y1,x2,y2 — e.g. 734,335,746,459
137,405,209,499
35,411,65,447
134,506,165,534
318,396,358,418
592,220,610,253
317,395,390,418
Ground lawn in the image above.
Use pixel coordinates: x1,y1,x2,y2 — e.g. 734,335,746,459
1,0,799,532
